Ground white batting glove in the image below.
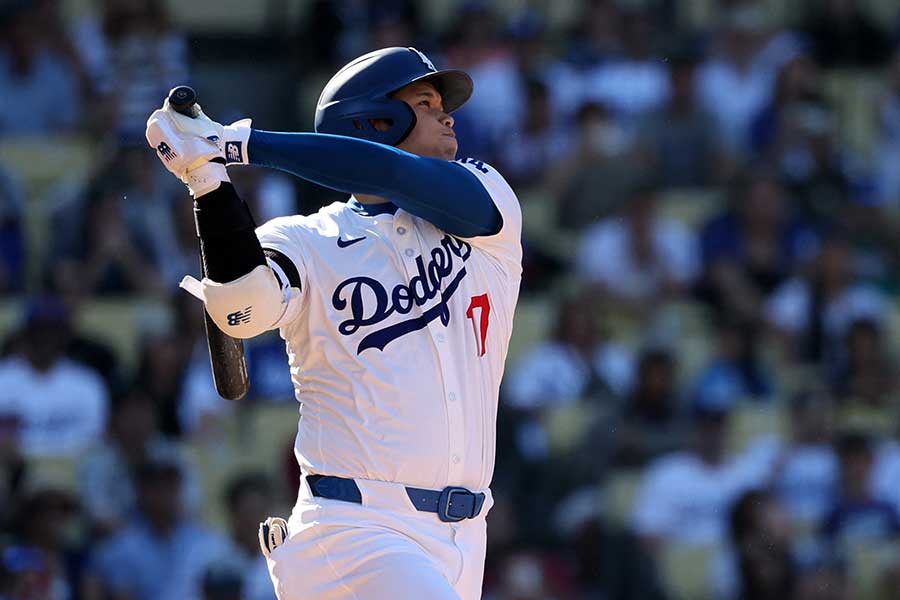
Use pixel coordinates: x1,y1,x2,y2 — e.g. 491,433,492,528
220,118,252,166
146,107,226,197
258,516,289,559
145,100,252,196
156,99,252,165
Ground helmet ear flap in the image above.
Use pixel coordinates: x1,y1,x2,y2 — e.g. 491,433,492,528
316,97,416,146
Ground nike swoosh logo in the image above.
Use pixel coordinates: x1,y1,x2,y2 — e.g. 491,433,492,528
337,236,366,248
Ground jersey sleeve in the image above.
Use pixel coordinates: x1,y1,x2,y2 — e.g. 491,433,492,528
454,158,523,270
255,216,309,329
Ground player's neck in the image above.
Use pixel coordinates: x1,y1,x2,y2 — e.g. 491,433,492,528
354,193,391,205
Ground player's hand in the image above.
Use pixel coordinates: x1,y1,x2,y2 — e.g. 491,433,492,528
146,106,223,181
159,97,252,165
258,516,289,559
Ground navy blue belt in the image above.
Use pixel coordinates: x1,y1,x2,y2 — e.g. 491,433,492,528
306,474,486,523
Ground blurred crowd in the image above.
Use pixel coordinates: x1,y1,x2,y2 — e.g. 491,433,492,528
3,0,900,598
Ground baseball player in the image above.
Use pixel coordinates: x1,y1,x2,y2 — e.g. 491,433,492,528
146,47,522,599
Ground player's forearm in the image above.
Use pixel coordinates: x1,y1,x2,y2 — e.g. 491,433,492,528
194,182,266,282
248,130,501,237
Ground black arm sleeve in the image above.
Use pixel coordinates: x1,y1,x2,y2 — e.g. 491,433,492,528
192,182,266,282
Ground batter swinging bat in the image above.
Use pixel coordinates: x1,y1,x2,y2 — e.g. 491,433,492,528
168,85,249,401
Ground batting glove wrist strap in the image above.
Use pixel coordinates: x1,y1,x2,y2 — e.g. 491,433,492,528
223,119,252,166
184,161,229,198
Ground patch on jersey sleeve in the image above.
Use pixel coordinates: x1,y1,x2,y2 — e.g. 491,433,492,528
264,248,302,290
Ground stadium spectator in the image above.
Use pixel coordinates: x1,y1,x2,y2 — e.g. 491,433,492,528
611,348,687,468
582,7,670,119
771,390,839,528
504,290,631,413
173,291,234,439
0,297,108,457
774,100,855,227
0,545,61,600
201,563,244,600
0,412,26,532
51,181,164,297
78,390,201,536
11,486,87,599
503,290,630,464
132,326,190,436
71,0,189,141
766,235,887,365
830,318,900,436
0,167,25,294
822,431,900,547
507,10,582,123
566,516,667,600
552,101,642,229
750,53,823,157
876,45,900,206
696,4,779,152
221,473,278,600
691,316,775,410
485,549,573,600
792,548,851,600
495,79,570,188
803,0,893,68
700,168,819,322
443,3,519,156
90,458,229,600
714,489,797,600
575,181,700,304
631,392,778,549
0,0,82,134
638,51,723,187
564,0,623,67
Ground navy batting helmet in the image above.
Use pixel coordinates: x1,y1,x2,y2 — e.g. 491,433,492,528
315,47,473,146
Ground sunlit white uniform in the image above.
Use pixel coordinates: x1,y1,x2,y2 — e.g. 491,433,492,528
256,158,521,599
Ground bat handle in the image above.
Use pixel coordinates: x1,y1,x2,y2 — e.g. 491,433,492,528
168,85,199,118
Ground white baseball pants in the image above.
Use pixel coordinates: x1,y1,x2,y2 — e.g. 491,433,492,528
266,475,493,600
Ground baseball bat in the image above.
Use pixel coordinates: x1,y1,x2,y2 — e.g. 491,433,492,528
168,85,249,401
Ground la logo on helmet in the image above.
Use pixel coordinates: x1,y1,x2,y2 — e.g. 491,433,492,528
410,47,436,72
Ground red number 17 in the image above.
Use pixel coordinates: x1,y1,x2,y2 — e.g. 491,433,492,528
466,293,491,357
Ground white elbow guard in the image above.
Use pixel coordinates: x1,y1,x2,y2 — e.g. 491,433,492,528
180,264,286,339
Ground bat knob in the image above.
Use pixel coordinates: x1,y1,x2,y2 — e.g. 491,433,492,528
168,86,197,117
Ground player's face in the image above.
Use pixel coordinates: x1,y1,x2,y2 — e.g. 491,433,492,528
393,81,457,160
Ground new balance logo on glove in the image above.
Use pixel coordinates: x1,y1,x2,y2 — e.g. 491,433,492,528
226,141,243,163
227,307,253,326
157,142,177,161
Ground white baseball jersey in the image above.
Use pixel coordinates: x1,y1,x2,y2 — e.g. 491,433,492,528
255,158,522,492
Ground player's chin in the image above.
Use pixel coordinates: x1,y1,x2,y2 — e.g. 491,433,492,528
439,137,458,160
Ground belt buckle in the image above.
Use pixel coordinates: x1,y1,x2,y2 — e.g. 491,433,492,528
437,486,472,523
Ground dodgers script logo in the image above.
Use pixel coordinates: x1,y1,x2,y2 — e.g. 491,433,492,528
332,235,471,353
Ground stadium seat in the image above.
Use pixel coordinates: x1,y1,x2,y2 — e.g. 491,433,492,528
601,468,643,527
244,401,301,470
544,401,606,456
845,539,900,600
659,543,718,600
77,299,170,372
165,0,270,32
658,188,723,230
0,136,94,199
822,69,885,159
506,296,555,365
728,403,787,454
21,455,80,496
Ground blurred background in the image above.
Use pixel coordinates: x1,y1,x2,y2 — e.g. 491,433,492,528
3,0,900,598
